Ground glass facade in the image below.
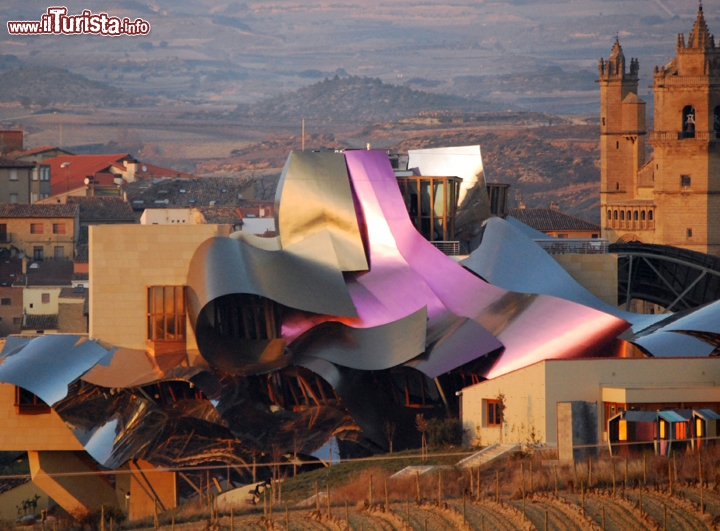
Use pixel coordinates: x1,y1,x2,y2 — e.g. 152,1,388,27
396,176,461,241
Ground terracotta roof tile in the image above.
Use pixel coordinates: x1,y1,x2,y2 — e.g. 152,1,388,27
22,314,58,330
66,196,135,223
509,208,600,232
0,203,78,218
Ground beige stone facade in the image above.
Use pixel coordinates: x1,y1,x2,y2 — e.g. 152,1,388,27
600,7,720,256
552,253,619,307
89,224,230,357
461,357,720,448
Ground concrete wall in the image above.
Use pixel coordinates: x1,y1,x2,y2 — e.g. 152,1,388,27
24,287,62,315
140,209,195,225
89,224,230,354
0,287,23,337
0,383,83,451
0,167,33,204
0,479,52,520
461,362,546,447
552,253,619,307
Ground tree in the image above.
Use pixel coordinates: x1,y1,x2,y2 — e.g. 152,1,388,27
496,392,506,443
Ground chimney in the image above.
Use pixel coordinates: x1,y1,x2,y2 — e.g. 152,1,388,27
21,256,27,275
550,201,560,211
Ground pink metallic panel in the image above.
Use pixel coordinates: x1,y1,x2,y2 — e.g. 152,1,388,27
343,150,630,379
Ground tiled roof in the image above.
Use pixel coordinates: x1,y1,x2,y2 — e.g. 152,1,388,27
195,206,244,225
0,258,22,286
508,208,601,232
60,286,87,299
135,162,190,180
15,261,73,287
44,153,134,196
0,203,78,218
66,196,136,223
22,314,58,330
75,245,88,263
0,156,35,168
71,272,89,281
125,177,254,210
7,146,72,159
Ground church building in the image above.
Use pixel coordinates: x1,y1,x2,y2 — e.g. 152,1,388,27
600,5,720,256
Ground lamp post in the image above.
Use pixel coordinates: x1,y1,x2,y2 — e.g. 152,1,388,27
60,161,70,195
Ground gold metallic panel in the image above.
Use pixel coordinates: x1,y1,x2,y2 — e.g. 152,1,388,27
275,151,368,272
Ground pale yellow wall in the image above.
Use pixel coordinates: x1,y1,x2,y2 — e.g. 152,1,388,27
544,358,720,445
461,362,546,447
23,287,62,315
0,383,83,451
552,253,618,307
2,216,77,259
89,224,230,351
462,357,720,447
0,479,52,520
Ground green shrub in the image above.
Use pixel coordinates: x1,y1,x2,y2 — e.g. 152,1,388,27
427,418,464,447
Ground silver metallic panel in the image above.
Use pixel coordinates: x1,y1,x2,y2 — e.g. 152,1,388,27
0,335,108,405
186,231,358,322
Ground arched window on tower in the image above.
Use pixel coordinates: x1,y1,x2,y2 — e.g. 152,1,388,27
607,210,611,220
714,106,720,139
613,210,618,220
648,210,654,221
626,210,631,220
641,210,646,221
683,105,696,138
620,211,625,221
634,211,638,221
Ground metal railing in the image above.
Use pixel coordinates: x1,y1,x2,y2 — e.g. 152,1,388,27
431,241,461,256
534,238,609,255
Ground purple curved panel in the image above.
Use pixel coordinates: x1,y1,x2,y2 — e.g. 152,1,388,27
344,150,630,379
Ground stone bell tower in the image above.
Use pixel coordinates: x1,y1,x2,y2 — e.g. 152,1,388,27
649,3,720,255
598,38,647,243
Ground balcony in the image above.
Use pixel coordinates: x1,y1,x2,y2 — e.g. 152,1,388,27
534,238,609,255
431,241,461,256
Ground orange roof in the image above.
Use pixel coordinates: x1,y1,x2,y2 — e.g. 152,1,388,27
135,162,190,179
45,154,134,196
7,145,66,159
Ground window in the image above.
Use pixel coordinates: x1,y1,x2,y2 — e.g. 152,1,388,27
33,247,43,261
32,170,38,181
14,386,50,415
41,293,50,304
147,286,186,341
648,210,654,221
616,141,619,149
12,317,20,325
9,193,17,203
682,105,696,138
54,246,64,260
641,211,646,221
607,210,611,220
8,170,17,181
633,211,638,220
626,210,631,220
681,175,691,187
486,399,502,427
620,211,624,221
592,233,599,238
0,298,10,306
32,193,38,202
615,182,619,191
687,228,693,238
613,210,618,220
30,223,43,234
52,223,66,234
40,167,49,181
557,234,568,238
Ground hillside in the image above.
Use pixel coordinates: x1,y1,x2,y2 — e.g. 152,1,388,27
0,68,151,107
233,76,498,124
